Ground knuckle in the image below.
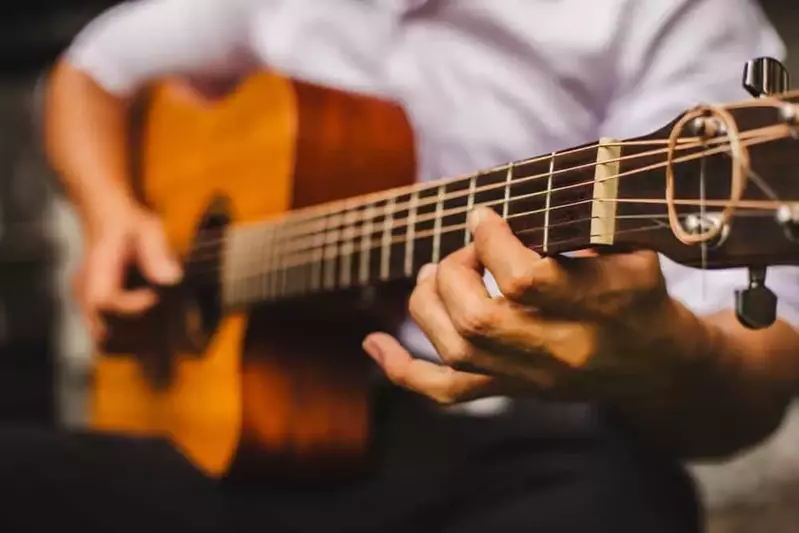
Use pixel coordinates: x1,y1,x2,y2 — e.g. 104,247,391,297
634,252,663,289
386,367,409,388
498,263,540,301
438,340,474,367
432,387,460,406
452,305,497,339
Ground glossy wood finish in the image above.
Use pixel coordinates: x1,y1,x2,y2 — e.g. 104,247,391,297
90,72,416,480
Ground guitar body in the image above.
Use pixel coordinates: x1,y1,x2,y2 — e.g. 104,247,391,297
90,72,416,482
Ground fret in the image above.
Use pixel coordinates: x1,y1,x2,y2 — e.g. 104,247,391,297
243,225,257,302
267,222,281,300
502,162,513,219
221,227,239,307
542,153,556,253
282,222,298,298
323,211,342,290
408,185,437,272
511,144,597,253
403,190,420,276
258,223,275,301
431,183,446,263
380,197,396,281
217,139,629,309
472,167,509,215
464,173,477,246
276,221,290,298
310,214,326,292
339,205,358,288
590,137,622,246
359,202,376,284
287,219,314,298
437,176,474,260
434,167,508,259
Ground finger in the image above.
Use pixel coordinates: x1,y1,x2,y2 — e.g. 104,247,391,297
467,206,543,304
469,207,662,315
83,242,158,316
73,270,105,341
108,288,159,315
434,245,503,338
511,251,664,317
136,218,182,286
362,332,515,404
409,263,513,376
82,236,127,313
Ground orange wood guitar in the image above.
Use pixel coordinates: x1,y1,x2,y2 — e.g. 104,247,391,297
89,58,799,485
93,72,416,483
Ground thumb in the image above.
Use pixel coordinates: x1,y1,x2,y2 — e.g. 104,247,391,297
135,217,183,286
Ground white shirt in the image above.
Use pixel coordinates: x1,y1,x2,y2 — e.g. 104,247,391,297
66,0,799,368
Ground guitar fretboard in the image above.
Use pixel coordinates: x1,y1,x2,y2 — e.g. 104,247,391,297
214,141,610,308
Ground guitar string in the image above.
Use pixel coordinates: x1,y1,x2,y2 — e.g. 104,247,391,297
205,131,754,241
187,123,786,259
190,134,783,282
184,129,785,268
218,220,742,306
205,208,776,283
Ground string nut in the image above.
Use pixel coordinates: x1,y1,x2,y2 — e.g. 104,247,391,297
779,103,799,125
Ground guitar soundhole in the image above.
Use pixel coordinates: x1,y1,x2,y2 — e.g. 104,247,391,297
177,195,230,354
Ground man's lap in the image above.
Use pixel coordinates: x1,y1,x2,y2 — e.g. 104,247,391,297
0,394,701,533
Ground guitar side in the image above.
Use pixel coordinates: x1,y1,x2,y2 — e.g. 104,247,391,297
88,72,416,480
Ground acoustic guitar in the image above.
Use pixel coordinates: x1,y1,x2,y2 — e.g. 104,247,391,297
85,57,799,484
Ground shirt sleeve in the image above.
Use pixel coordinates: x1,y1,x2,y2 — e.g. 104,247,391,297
599,0,799,325
64,0,267,96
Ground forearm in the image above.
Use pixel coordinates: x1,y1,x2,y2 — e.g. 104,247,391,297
44,60,134,219
617,306,798,460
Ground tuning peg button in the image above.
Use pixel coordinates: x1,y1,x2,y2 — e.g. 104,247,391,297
743,57,790,98
735,267,778,330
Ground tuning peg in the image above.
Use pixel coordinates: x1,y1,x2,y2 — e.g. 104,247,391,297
743,57,791,98
735,267,777,330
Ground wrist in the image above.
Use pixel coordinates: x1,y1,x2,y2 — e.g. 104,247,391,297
74,182,139,230
615,299,788,459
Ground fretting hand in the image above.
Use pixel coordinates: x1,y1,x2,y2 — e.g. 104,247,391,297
362,206,712,406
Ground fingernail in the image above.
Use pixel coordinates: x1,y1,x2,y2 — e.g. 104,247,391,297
362,337,384,364
417,263,437,283
467,207,489,233
160,260,183,284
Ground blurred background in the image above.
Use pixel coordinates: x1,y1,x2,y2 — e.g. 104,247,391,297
0,2,796,532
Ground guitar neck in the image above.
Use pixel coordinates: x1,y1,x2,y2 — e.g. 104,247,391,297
213,138,629,308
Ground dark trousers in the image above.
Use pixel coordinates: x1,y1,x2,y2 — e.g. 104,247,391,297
0,391,701,533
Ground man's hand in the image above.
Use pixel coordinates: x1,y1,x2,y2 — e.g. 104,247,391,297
362,206,710,406
75,196,182,340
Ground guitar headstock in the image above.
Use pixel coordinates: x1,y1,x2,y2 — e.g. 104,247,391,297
611,57,799,329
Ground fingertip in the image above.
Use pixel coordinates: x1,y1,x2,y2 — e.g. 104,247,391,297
152,259,183,285
417,263,437,283
363,332,411,363
467,206,494,233
362,333,386,364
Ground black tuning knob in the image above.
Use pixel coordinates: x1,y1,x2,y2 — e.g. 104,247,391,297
735,267,778,330
743,57,790,98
